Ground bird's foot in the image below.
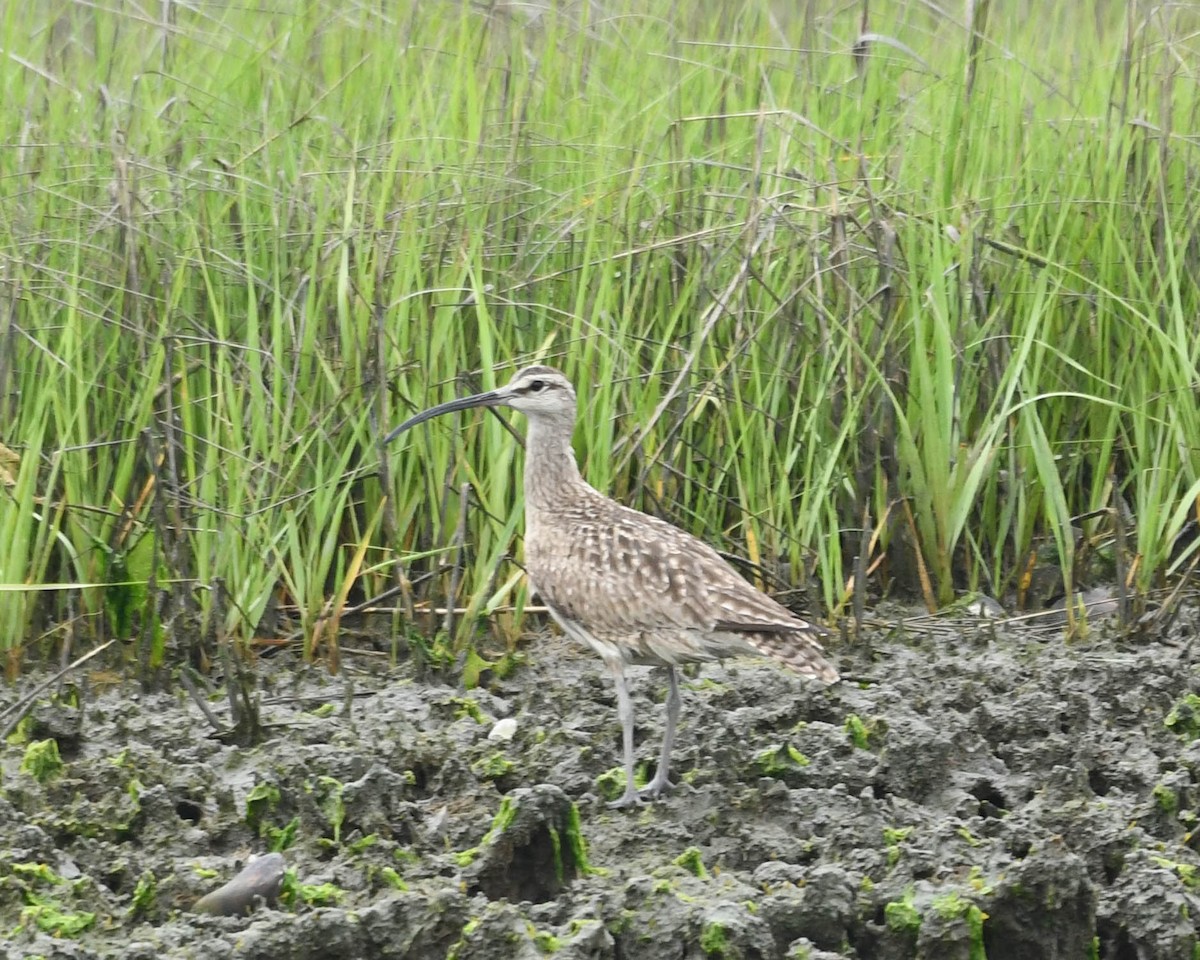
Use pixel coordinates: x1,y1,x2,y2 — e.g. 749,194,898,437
607,787,645,809
607,776,676,809
637,774,676,802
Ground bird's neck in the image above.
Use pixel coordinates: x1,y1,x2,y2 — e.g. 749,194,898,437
523,416,585,513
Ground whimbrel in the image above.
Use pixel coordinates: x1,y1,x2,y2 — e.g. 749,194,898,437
387,366,839,807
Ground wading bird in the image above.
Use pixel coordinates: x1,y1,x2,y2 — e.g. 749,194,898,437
386,365,838,807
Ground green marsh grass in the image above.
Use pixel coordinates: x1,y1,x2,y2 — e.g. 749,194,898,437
2,0,1200,676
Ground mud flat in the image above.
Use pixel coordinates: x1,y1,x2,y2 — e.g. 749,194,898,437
3,610,1200,959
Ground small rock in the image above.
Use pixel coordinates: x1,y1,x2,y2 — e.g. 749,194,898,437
488,717,518,741
964,595,1006,618
192,852,286,916
786,937,849,960
424,805,450,840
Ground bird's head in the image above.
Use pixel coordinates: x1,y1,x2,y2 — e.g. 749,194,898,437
385,364,577,443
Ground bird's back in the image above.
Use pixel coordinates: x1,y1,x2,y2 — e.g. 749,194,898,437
523,483,838,683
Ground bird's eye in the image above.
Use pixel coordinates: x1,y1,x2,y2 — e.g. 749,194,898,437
528,379,545,393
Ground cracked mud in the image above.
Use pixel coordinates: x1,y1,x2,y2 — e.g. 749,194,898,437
3,608,1200,959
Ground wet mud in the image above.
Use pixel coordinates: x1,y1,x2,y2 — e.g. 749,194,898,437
3,608,1200,959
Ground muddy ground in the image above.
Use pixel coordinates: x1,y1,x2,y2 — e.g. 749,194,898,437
3,606,1200,960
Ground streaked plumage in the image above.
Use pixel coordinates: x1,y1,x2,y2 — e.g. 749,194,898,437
387,364,838,807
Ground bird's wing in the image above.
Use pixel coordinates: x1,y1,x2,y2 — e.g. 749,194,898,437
526,496,838,682
527,496,817,635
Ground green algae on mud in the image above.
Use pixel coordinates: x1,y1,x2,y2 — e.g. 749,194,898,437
3,614,1200,957
19,738,64,782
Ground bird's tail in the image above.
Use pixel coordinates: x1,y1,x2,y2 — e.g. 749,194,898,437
745,629,839,684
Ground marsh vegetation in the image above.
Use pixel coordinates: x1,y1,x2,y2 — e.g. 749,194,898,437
4,0,1198,670
4,3,1200,956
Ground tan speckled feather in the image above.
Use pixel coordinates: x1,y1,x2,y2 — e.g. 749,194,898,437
517,368,838,684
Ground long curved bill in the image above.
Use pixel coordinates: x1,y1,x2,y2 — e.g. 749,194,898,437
384,389,504,444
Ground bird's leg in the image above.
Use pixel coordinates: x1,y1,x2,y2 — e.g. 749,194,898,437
608,663,643,808
639,665,679,800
